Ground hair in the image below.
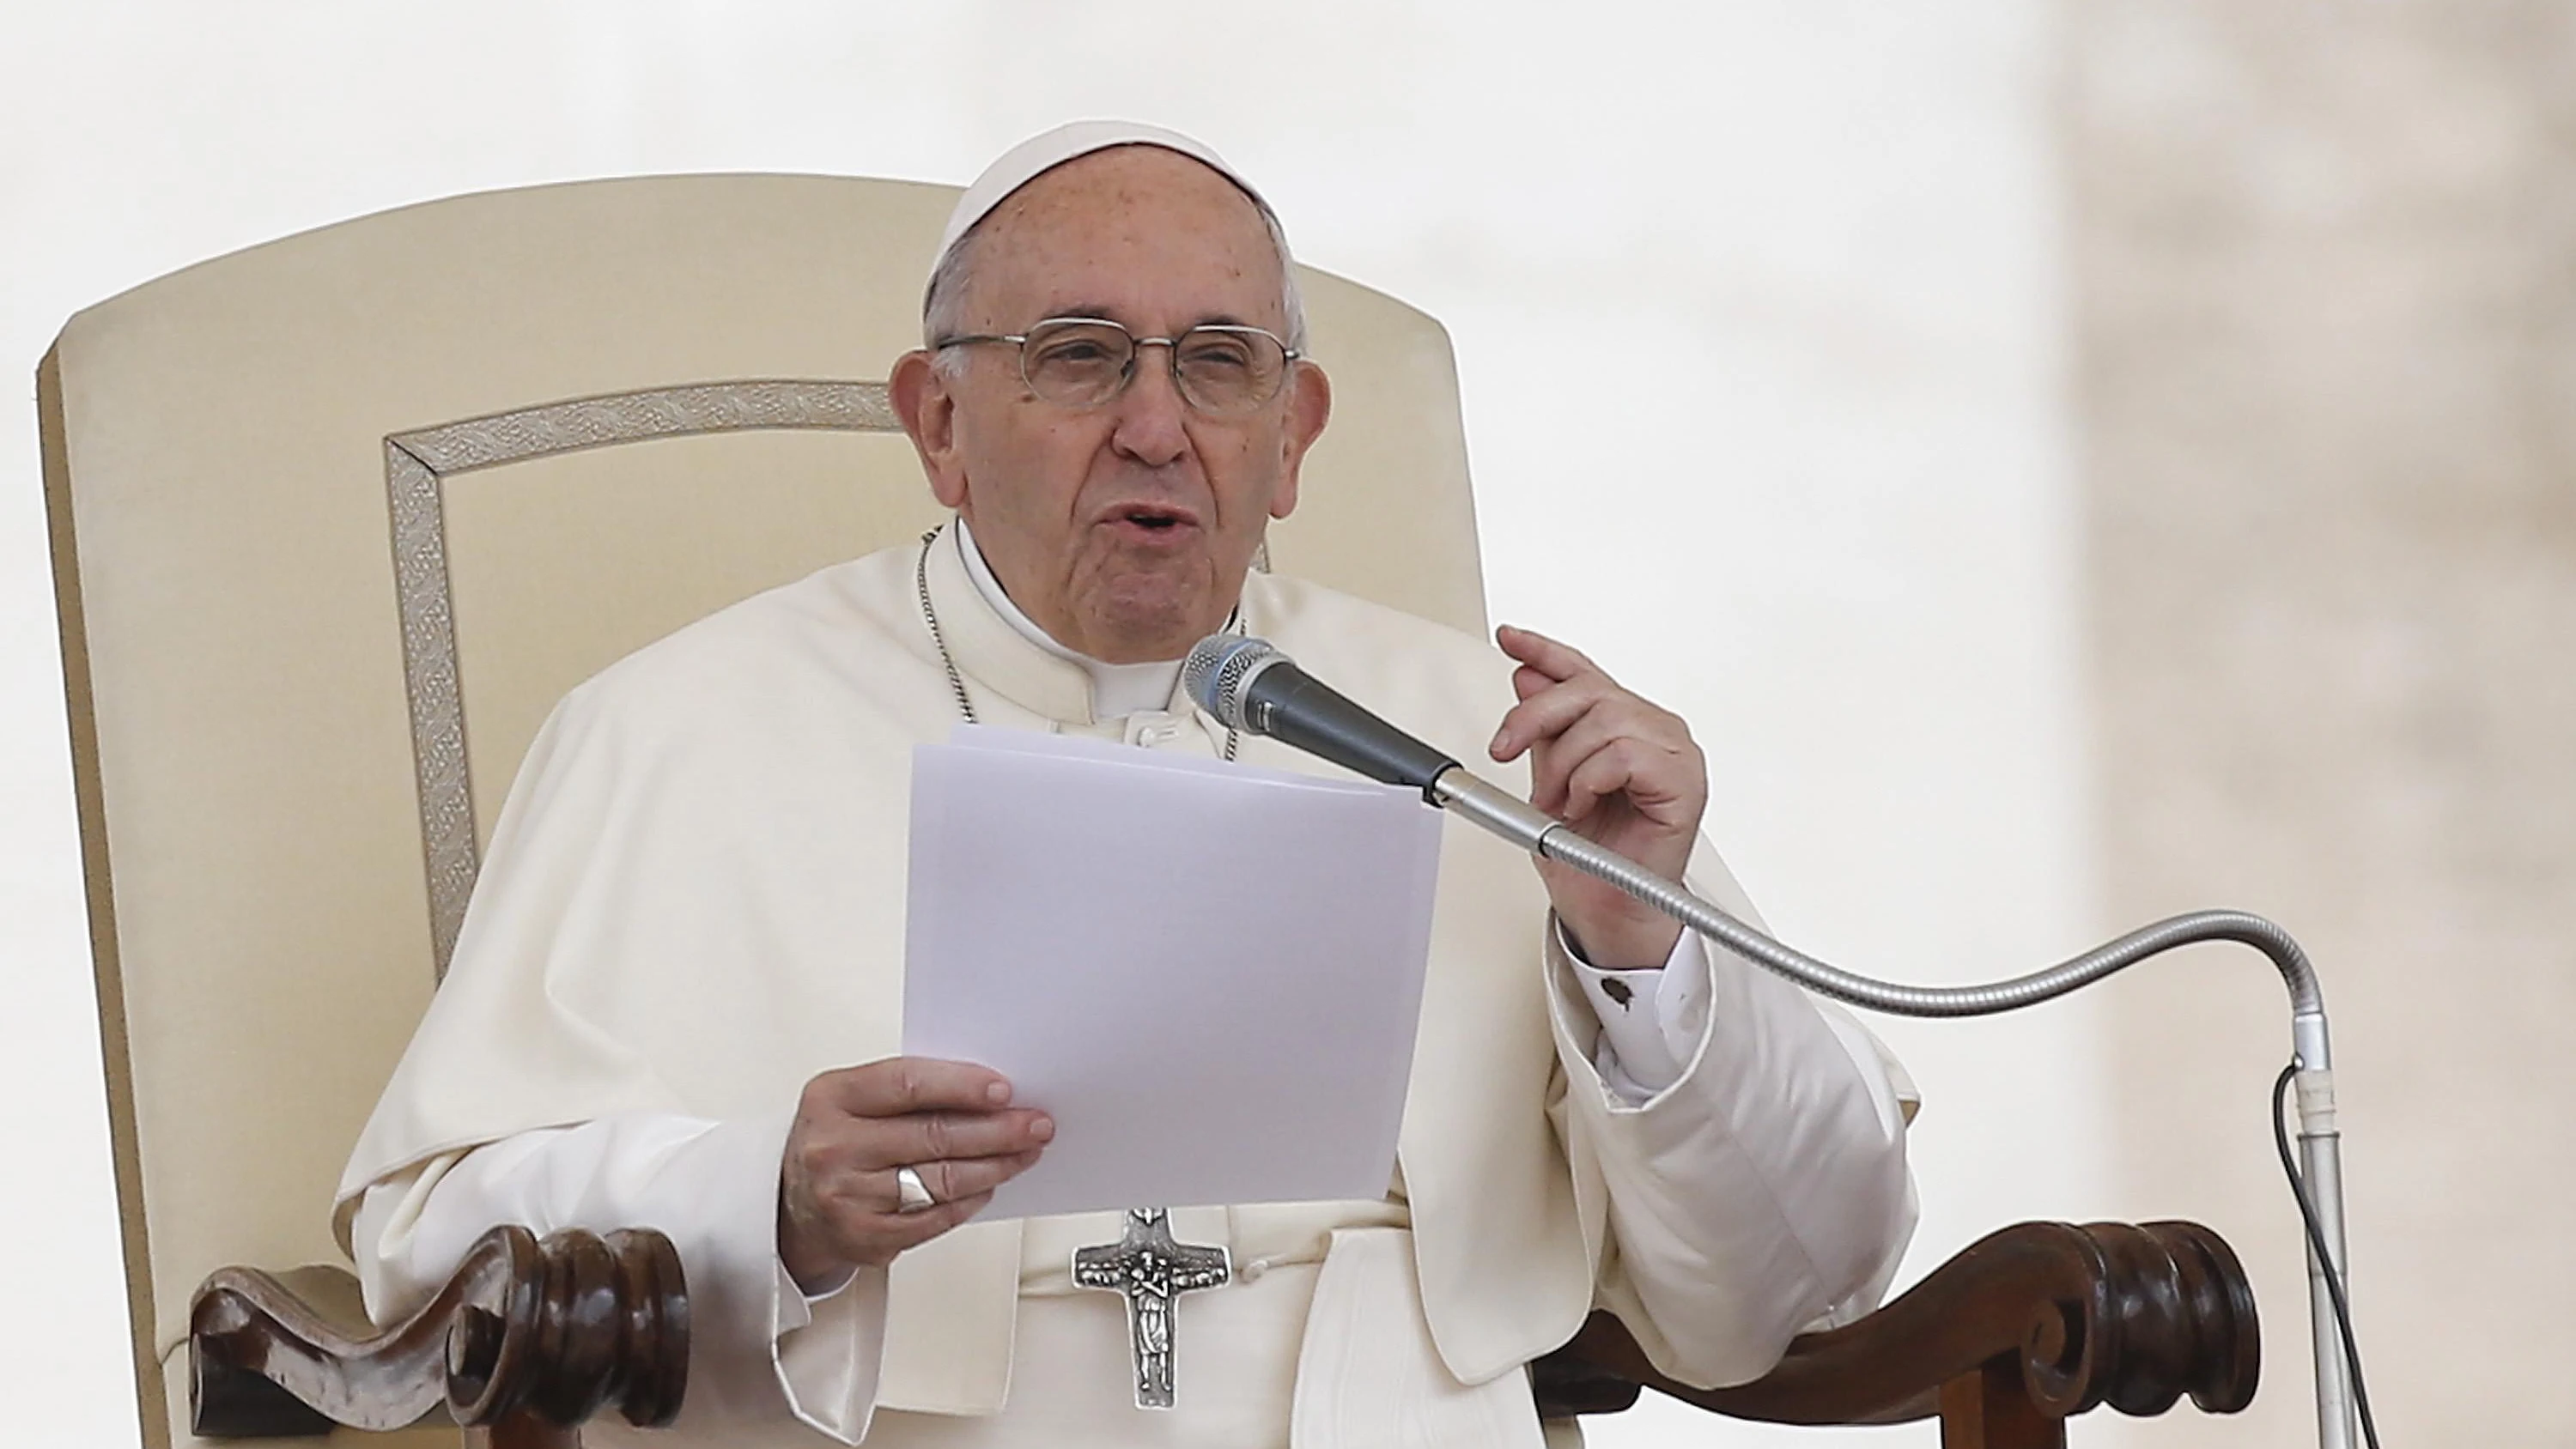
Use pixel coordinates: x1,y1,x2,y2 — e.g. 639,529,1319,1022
922,177,1309,378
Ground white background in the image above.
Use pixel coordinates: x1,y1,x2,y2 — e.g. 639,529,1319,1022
0,4,2105,1444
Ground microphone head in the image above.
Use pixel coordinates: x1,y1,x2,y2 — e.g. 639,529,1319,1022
1182,634,1285,730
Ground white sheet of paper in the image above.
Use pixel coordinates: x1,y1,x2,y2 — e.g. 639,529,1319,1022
903,725,1444,1219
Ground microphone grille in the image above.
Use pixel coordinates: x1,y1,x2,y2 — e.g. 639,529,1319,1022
1182,634,1282,728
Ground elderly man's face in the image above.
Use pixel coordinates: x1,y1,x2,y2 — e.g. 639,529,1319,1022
892,148,1332,665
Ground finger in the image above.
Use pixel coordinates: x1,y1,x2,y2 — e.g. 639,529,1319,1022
800,1157,1005,1240
1495,625,1603,685
1531,714,1624,817
817,1057,1014,1118
1489,675,1616,762
908,1148,1045,1208
1510,664,1559,704
1515,687,1645,809
1540,695,1693,793
1563,739,1693,824
870,1190,996,1255
843,1107,1054,1171
1558,742,1637,823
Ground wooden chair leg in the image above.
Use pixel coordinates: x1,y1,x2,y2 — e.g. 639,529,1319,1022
191,1228,685,1445
1940,1364,2065,1449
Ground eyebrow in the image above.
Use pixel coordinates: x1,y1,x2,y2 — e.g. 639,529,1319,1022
1041,305,1257,332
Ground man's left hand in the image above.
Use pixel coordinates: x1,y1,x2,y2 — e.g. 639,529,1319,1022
1487,625,1706,969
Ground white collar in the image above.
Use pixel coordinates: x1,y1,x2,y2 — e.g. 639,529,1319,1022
952,517,1187,720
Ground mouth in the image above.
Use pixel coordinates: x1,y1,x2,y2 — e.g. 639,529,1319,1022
1102,503,1202,538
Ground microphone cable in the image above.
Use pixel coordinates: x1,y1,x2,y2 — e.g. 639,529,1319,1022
2274,1061,2382,1449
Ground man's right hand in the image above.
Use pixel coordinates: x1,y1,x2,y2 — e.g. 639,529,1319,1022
778,1057,1054,1288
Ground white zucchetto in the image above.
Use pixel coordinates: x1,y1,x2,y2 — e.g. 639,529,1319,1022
926,119,1269,301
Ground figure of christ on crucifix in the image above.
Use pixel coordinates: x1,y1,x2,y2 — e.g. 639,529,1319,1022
1072,1208,1235,1409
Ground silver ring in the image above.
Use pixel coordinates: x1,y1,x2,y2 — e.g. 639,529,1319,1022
894,1165,937,1215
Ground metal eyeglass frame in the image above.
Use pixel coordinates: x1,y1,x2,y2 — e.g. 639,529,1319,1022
930,316,1303,415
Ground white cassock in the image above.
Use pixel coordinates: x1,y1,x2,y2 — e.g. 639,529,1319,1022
338,518,1919,1448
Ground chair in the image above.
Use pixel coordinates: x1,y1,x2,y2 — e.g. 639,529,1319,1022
39,174,2257,1448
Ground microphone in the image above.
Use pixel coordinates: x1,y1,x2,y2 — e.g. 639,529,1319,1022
1182,635,1461,798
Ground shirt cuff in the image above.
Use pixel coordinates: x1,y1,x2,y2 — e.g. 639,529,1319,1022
773,1258,889,1444
772,1258,863,1331
1557,917,1713,1103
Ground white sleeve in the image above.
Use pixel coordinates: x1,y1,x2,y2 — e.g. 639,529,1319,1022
347,1112,889,1444
1545,915,1918,1387
1560,922,1707,1104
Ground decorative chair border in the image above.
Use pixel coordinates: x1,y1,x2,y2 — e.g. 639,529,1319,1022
383,380,902,978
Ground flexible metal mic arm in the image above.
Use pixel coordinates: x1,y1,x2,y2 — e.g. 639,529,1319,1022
1429,767,2360,1449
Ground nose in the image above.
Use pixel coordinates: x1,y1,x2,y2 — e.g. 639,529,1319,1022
1108,340,1191,468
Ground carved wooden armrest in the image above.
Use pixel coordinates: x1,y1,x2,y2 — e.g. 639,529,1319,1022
1533,1220,2259,1447
191,1226,686,1446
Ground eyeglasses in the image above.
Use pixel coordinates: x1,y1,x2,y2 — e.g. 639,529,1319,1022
933,317,1300,415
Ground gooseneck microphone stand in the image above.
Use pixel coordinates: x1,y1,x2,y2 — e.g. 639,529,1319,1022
1184,635,2363,1449
1429,771,2358,1449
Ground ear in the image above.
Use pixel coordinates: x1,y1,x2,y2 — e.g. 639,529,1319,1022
1270,360,1333,521
891,349,969,510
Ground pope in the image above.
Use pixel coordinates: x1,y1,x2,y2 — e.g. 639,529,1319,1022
341,121,1920,1448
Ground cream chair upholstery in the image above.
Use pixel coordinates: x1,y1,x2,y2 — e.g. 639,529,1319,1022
39,173,1483,1448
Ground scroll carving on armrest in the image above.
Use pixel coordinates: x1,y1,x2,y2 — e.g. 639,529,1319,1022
190,1226,688,1438
1535,1220,2258,1428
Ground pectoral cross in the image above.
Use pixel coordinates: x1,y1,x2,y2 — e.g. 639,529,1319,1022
1072,1207,1231,1410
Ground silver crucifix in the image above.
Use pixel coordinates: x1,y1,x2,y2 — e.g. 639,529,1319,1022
1071,1207,1231,1410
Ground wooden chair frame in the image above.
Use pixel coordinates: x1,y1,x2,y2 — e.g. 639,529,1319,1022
189,1216,2255,1446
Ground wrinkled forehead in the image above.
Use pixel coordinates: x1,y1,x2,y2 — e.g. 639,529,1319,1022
951,149,1287,327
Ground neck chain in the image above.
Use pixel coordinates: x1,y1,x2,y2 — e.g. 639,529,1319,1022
916,530,1241,761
